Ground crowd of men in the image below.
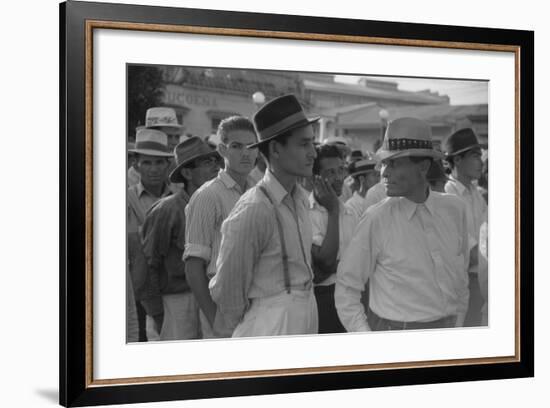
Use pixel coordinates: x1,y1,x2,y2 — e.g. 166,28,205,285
126,94,489,342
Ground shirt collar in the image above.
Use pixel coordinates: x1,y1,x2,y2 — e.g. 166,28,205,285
402,189,436,220
218,169,237,189
136,181,170,199
448,175,469,195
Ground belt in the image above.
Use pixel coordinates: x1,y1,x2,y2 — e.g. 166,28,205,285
368,309,456,330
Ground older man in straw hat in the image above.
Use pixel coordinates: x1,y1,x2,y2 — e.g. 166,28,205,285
443,128,487,327
127,128,173,341
335,117,470,331
210,94,319,337
139,137,220,340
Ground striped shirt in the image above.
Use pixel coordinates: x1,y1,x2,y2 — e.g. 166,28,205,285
183,169,251,279
309,194,359,286
335,191,470,331
209,169,314,333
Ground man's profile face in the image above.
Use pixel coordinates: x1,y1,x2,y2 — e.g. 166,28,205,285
318,156,346,196
456,148,483,181
189,156,221,187
276,125,317,178
380,156,425,197
136,154,170,188
220,129,258,176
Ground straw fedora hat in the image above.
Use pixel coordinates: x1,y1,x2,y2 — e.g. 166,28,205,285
128,128,173,157
376,117,444,161
145,107,184,131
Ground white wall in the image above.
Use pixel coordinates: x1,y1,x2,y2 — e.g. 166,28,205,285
0,1,545,407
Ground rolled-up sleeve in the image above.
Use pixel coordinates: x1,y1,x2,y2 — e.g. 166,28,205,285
335,213,379,332
309,208,326,247
183,189,217,262
210,201,273,333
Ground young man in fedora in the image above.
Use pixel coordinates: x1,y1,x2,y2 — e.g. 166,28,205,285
183,116,258,338
344,154,381,218
139,137,220,340
209,94,318,337
335,117,470,331
127,128,173,341
443,128,488,327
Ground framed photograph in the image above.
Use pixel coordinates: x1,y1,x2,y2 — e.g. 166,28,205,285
60,0,534,406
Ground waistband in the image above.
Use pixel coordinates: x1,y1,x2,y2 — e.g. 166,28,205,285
368,308,457,330
251,289,314,307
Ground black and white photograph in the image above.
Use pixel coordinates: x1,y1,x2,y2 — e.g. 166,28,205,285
126,64,489,343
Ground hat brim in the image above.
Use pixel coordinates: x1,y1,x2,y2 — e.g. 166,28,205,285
147,124,184,130
444,144,482,157
169,150,221,183
247,116,320,149
349,168,377,177
129,148,173,158
377,149,444,161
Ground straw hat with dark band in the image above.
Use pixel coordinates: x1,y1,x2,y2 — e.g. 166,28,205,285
129,128,173,157
376,117,444,161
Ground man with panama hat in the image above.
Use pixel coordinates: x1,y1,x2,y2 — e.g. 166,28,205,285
443,127,487,327
335,117,470,331
145,107,186,152
127,128,174,341
139,137,220,340
210,94,319,337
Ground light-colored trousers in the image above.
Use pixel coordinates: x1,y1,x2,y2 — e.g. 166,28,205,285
145,292,201,341
233,290,318,338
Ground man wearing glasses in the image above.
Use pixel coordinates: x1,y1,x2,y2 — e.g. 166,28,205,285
183,116,258,338
140,137,221,340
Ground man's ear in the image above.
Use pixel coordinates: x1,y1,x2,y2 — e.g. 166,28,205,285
217,142,227,159
269,140,280,160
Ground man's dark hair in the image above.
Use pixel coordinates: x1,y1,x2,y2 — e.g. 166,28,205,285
445,152,466,169
313,144,343,175
257,130,293,163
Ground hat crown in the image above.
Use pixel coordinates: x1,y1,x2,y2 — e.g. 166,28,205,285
173,137,214,166
249,94,320,147
135,128,168,146
253,94,304,132
385,117,433,143
145,107,181,128
376,117,443,161
443,128,480,156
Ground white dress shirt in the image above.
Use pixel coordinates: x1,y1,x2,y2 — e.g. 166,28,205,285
335,191,470,331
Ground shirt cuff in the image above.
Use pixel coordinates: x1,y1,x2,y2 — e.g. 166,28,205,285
183,243,211,262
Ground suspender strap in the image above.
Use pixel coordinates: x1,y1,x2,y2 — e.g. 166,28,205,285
258,186,291,294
